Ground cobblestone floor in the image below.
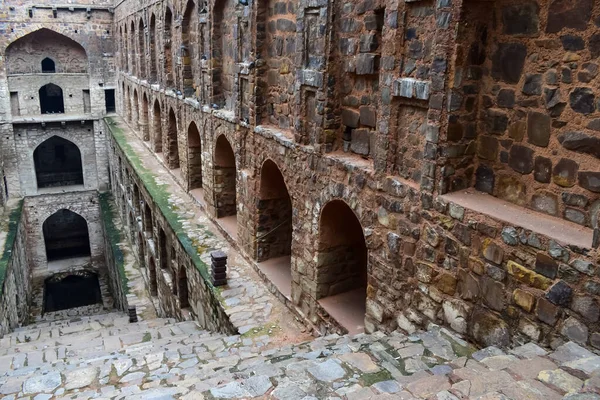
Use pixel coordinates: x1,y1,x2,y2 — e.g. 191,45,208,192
1,311,600,399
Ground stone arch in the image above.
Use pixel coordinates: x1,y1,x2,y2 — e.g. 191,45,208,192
316,199,367,333
124,24,130,73
141,92,150,141
187,121,202,189
33,135,83,189
132,89,140,129
257,159,293,261
39,83,64,114
153,99,163,152
164,7,175,86
211,0,236,109
41,57,55,73
143,202,153,233
148,256,158,296
138,17,146,78
42,209,90,262
137,231,145,267
178,265,190,308
130,20,137,75
149,14,158,82
214,134,237,217
167,107,180,169
5,28,87,74
181,0,196,97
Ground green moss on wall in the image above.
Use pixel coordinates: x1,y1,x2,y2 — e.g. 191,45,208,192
0,200,24,296
104,117,211,283
99,192,129,295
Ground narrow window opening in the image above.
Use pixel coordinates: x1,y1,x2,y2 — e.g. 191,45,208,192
39,83,64,114
41,57,56,73
105,89,116,112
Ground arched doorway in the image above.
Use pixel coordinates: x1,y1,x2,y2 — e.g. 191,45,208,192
148,257,158,296
43,209,91,262
214,135,236,218
181,0,196,97
164,7,174,86
39,83,64,114
149,14,158,82
167,108,180,169
256,160,293,296
34,136,83,189
44,272,102,313
132,89,139,129
138,18,146,78
41,57,56,73
141,93,149,141
153,99,163,152
178,265,190,308
187,122,202,189
317,200,367,334
130,20,136,76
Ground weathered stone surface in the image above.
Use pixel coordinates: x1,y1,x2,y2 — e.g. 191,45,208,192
496,175,526,205
527,111,551,147
508,120,526,141
491,43,527,84
475,165,495,194
508,145,534,174
570,87,596,114
578,171,600,193
546,280,573,307
546,0,593,33
561,35,585,51
481,277,506,312
571,259,596,276
470,308,510,348
350,129,370,155
536,297,561,325
513,288,536,312
341,108,360,128
483,242,504,265
478,136,499,161
534,156,552,183
522,74,542,96
535,253,558,279
553,158,579,187
561,317,589,345
23,372,62,394
571,295,600,322
64,367,98,390
537,369,583,393
558,131,600,159
501,2,539,35
308,359,346,382
531,191,558,216
507,260,552,290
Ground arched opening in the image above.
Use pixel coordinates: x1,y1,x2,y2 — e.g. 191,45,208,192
167,108,180,169
212,0,235,109
125,85,131,122
124,24,130,73
39,83,64,114
181,0,196,97
143,203,153,233
158,227,168,271
44,272,102,313
137,232,145,266
141,93,149,141
256,160,293,296
119,26,124,70
43,209,91,262
317,200,367,334
153,99,163,152
164,7,174,87
34,136,83,188
132,89,139,129
138,18,146,78
149,14,157,82
187,121,202,190
214,135,237,218
148,257,158,296
41,57,56,73
178,265,190,308
6,28,87,75
130,21,137,76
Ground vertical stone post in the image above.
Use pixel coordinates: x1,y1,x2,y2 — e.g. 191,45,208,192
210,250,228,286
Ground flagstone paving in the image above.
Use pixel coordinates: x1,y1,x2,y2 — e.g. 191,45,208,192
1,310,599,399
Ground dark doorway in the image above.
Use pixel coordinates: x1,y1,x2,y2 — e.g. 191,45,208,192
34,136,83,188
105,89,116,112
41,57,56,73
43,209,91,261
44,272,102,312
214,135,236,218
187,122,202,189
39,83,65,114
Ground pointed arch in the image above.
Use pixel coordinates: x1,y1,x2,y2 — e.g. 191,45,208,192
167,108,180,169
148,257,158,296
34,135,83,188
39,83,64,114
130,20,137,76
164,7,174,86
214,134,236,217
153,99,163,152
149,14,158,82
6,28,87,74
187,121,202,189
43,209,90,261
41,57,55,73
138,18,146,78
141,93,150,141
181,0,196,96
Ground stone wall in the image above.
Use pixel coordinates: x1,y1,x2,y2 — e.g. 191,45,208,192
105,119,237,334
0,201,31,337
115,0,600,350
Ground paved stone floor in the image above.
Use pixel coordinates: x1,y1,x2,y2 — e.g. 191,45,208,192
1,311,600,399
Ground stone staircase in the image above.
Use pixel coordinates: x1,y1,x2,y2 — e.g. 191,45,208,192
1,311,600,399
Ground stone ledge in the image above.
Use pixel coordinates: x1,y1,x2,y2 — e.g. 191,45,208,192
441,189,593,249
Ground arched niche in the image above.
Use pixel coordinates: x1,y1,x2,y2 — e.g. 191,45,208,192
34,135,83,188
